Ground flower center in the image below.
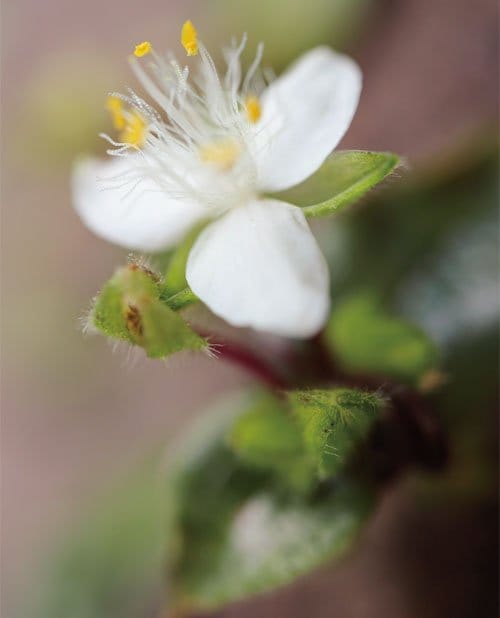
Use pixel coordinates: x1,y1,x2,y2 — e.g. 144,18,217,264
102,21,266,208
199,139,242,171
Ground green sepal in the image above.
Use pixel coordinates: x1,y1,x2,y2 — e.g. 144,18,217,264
325,294,439,385
137,297,206,358
90,265,206,358
273,150,400,218
288,388,385,478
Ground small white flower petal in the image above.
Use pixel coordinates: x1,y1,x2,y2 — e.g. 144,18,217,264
254,46,362,192
72,156,205,252
186,199,330,338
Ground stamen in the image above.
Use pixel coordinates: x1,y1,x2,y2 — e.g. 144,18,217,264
119,110,147,147
134,41,152,57
199,139,241,170
181,20,198,56
242,42,264,93
245,95,262,123
106,96,126,130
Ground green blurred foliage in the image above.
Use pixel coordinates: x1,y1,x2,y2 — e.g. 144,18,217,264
325,294,438,385
227,391,314,491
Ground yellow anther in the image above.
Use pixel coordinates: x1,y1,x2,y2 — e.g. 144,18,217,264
181,20,198,56
106,96,126,131
245,96,262,123
119,110,147,147
134,41,152,57
199,139,241,170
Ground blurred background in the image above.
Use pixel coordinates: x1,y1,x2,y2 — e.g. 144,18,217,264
1,0,498,617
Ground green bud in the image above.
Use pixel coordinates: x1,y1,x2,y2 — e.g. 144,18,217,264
90,264,207,358
288,388,385,478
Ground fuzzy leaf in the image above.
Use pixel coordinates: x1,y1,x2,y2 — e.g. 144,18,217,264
227,392,314,491
166,394,375,613
288,388,385,478
274,150,400,218
325,294,439,384
90,265,206,358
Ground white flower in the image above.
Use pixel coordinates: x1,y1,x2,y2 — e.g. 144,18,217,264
72,21,362,338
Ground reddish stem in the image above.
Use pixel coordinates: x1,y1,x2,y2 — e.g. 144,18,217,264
207,335,288,390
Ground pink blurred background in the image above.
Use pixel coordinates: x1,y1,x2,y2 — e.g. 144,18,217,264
1,0,497,616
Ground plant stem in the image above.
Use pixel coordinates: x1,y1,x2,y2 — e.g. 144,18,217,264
206,335,289,390
159,289,287,388
162,287,198,311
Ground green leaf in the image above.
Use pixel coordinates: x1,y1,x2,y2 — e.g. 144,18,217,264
325,294,439,385
227,391,314,491
166,393,375,612
288,388,385,478
90,265,206,358
273,150,400,218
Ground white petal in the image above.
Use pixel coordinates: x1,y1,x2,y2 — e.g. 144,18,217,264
186,199,330,338
254,46,362,192
72,156,205,252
